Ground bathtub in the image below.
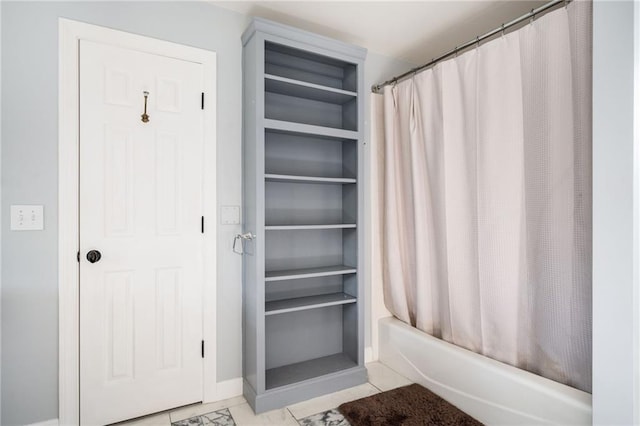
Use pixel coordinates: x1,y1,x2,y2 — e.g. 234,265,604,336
378,317,592,425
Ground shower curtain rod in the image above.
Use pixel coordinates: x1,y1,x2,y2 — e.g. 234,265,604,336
371,0,568,93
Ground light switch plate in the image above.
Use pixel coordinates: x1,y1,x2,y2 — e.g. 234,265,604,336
221,206,240,225
11,205,44,231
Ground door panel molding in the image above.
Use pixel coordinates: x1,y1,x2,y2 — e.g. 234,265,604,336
59,19,217,425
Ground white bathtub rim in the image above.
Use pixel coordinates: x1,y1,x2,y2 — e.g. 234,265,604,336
379,317,591,405
396,350,559,424
379,317,592,424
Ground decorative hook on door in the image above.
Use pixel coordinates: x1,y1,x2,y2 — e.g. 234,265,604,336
141,91,150,123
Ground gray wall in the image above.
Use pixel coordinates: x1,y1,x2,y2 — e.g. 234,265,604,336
0,2,413,424
592,0,639,424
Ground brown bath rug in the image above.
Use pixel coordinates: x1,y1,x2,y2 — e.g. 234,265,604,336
338,383,484,426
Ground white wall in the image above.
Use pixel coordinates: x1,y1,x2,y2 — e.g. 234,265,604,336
0,1,3,423
0,2,413,424
362,58,415,362
635,3,640,423
592,1,639,424
367,93,392,362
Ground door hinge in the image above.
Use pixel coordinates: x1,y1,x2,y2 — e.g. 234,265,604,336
77,251,80,263
201,93,204,110
201,340,205,358
201,216,205,233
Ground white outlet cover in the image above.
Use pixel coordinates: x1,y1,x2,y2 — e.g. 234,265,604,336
11,205,44,231
220,206,240,225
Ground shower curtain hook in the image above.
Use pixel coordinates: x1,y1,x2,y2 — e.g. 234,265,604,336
530,8,536,24
501,24,505,37
475,36,480,49
454,46,458,57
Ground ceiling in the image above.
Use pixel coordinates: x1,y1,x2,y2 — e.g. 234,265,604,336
212,1,547,65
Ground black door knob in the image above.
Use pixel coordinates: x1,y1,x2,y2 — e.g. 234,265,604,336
86,250,102,263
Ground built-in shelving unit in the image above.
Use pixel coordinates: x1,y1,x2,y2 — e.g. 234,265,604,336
242,18,367,414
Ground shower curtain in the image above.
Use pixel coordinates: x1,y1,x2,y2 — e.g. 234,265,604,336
376,1,592,392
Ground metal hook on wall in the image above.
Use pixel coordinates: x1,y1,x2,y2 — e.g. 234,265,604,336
233,232,256,255
141,91,150,123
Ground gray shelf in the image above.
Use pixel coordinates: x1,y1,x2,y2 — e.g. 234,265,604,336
266,353,358,390
243,18,366,413
265,265,357,282
265,174,356,184
265,292,356,316
264,119,358,140
265,224,356,231
265,74,357,105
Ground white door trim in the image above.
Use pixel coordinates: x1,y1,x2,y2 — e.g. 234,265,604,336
58,18,217,425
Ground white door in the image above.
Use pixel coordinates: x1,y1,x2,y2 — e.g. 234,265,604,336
79,40,205,425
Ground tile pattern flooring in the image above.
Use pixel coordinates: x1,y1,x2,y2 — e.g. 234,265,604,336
118,362,412,426
297,409,349,426
172,408,235,426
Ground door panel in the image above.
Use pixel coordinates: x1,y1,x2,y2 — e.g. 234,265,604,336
79,40,204,425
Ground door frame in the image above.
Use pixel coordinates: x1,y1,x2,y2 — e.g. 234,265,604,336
58,18,217,425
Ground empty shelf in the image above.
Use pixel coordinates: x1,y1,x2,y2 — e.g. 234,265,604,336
264,119,358,140
265,174,356,184
266,292,356,316
265,224,356,230
265,74,357,105
266,353,358,390
265,265,357,282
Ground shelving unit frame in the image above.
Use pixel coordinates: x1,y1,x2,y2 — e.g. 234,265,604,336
241,18,367,413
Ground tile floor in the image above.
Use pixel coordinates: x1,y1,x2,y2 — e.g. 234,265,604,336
117,362,412,426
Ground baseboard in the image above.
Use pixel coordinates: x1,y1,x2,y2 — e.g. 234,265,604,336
37,381,241,425
216,377,243,401
27,419,58,426
35,378,239,425
250,366,367,413
365,346,375,363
